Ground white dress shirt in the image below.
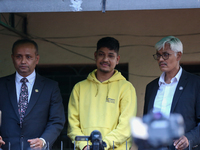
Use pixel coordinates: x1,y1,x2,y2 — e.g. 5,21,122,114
153,67,182,118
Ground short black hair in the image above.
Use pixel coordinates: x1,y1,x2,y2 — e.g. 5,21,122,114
96,37,119,54
12,39,38,55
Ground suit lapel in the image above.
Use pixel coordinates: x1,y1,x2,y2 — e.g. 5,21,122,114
6,73,20,119
170,70,188,112
25,74,45,116
148,79,159,112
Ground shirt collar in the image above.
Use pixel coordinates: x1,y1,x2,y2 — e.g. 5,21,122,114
158,67,182,86
16,70,36,84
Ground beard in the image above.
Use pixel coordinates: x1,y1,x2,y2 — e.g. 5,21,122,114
99,68,110,73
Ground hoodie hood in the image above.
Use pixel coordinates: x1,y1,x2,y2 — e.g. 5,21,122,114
87,69,126,83
87,69,126,97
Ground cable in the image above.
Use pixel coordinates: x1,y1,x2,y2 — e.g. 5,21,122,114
31,35,95,61
0,26,200,77
54,41,155,49
1,29,200,53
42,32,200,39
15,17,23,29
0,14,9,25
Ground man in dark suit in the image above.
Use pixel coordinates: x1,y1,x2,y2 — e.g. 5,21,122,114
144,36,200,150
0,39,65,150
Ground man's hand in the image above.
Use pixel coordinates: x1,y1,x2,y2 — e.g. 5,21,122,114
28,138,44,149
83,145,90,150
0,136,5,147
173,136,189,150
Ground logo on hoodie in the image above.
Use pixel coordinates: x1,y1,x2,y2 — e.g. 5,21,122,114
106,97,115,104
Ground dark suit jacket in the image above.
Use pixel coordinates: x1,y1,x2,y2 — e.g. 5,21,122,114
0,73,65,150
144,69,200,150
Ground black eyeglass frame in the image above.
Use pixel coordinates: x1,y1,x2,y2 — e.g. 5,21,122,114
153,52,176,60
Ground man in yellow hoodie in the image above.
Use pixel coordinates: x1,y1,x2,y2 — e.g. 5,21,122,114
67,37,137,150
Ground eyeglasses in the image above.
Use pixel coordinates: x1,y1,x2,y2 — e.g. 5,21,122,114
153,52,175,60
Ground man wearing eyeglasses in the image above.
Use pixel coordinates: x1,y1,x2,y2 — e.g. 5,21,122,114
143,36,200,150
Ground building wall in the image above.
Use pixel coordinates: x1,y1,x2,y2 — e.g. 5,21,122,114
1,8,200,123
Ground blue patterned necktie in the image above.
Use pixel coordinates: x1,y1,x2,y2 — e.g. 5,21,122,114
18,77,29,128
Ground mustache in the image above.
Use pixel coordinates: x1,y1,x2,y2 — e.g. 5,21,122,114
19,65,28,67
159,62,167,66
100,62,110,65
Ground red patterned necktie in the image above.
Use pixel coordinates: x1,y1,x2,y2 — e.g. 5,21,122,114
18,77,29,128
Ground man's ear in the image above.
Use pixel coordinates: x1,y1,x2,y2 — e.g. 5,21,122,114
116,55,120,64
36,55,40,64
177,52,182,61
94,51,97,60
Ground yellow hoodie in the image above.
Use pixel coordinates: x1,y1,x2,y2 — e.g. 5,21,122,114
67,69,137,150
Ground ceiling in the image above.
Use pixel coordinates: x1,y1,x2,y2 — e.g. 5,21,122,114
0,0,200,13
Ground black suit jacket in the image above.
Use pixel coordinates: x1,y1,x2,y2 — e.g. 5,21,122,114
0,73,65,150
144,69,200,150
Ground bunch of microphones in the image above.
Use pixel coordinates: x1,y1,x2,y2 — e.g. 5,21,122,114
75,130,107,150
130,112,185,150
75,130,130,150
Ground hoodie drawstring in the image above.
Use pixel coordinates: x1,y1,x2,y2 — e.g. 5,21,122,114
106,81,110,100
95,83,99,97
95,81,110,97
